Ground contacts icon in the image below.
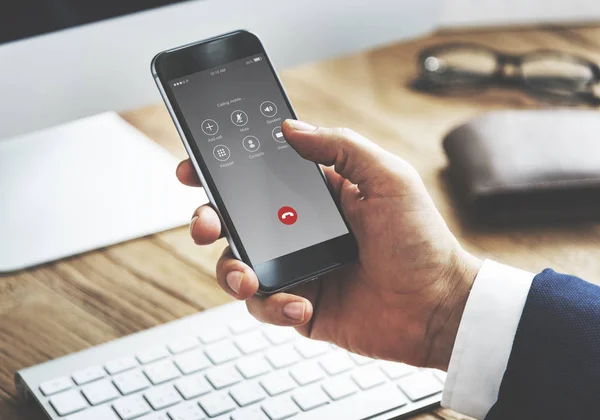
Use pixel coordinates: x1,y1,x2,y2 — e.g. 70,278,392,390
242,136,260,152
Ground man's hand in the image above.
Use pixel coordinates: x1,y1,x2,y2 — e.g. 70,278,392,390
176,120,481,371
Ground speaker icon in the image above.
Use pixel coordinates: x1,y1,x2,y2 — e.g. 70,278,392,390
260,101,278,117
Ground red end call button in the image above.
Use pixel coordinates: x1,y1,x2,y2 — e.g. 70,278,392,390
278,206,298,225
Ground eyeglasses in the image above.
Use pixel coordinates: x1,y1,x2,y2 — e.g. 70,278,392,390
411,43,600,105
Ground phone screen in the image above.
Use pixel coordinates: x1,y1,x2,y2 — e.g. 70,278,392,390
167,54,349,267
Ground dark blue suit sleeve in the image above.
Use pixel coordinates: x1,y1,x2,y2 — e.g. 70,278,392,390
485,269,600,419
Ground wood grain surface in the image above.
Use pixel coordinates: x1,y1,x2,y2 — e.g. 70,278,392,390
2,24,600,420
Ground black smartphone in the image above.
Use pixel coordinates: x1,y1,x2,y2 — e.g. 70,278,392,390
151,30,357,295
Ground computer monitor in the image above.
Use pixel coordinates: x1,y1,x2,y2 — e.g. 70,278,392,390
0,0,442,272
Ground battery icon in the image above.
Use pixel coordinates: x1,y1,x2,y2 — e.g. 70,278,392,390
254,57,262,62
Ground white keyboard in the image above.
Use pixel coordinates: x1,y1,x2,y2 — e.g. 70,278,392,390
16,302,445,420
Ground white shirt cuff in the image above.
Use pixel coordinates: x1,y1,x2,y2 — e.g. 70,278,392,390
441,260,535,419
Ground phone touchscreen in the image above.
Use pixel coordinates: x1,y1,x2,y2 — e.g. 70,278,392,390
168,54,349,266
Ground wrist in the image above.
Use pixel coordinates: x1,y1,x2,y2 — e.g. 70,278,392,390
426,249,482,370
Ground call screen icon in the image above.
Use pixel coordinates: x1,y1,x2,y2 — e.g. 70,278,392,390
278,206,298,225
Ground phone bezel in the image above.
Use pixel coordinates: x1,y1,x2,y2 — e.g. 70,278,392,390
151,30,357,294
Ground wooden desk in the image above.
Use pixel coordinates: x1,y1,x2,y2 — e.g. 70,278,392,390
3,25,600,420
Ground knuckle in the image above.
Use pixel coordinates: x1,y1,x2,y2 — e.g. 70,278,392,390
338,127,356,139
193,203,209,218
396,159,421,181
246,298,266,321
330,127,356,141
220,246,232,258
215,248,232,271
245,300,258,318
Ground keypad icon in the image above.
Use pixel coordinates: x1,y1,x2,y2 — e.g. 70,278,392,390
213,145,231,162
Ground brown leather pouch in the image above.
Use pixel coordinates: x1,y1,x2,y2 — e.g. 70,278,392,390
443,110,600,225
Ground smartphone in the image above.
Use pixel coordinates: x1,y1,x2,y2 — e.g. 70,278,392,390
151,30,357,295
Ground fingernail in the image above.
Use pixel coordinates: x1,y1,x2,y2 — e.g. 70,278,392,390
286,119,316,132
190,216,198,237
226,271,244,294
283,301,305,321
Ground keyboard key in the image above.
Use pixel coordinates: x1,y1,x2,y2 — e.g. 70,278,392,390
234,331,270,354
293,339,329,359
235,355,272,379
105,357,138,375
318,351,354,375
113,395,152,420
65,405,120,420
204,341,241,365
198,390,237,417
229,317,260,334
231,406,269,420
289,362,325,385
113,370,151,395
379,361,417,380
261,396,299,420
262,326,297,345
321,376,358,400
206,365,243,389
81,379,120,405
72,366,106,385
292,385,330,411
198,328,228,344
397,371,443,401
144,384,182,410
349,352,375,366
49,390,88,416
260,372,296,396
296,383,407,419
139,413,170,420
137,347,170,364
40,376,73,396
174,349,212,375
168,402,207,420
265,344,301,369
351,366,387,390
144,360,181,385
229,381,267,406
168,337,200,355
174,373,213,400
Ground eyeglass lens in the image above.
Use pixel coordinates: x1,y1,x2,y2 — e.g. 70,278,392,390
423,46,595,96
521,54,594,95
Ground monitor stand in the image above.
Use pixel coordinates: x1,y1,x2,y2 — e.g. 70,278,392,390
0,112,205,272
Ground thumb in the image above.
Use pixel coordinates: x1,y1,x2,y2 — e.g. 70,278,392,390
282,119,391,197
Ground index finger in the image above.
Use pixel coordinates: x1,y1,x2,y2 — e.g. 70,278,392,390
176,159,202,187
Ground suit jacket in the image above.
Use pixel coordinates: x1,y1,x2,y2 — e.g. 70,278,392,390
486,269,600,419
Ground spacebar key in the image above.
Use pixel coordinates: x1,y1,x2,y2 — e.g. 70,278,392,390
297,383,408,420
66,405,120,420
